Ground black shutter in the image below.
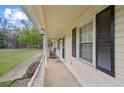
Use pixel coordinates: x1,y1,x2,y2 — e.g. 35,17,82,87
62,38,65,58
96,6,115,77
72,27,76,57
57,38,61,49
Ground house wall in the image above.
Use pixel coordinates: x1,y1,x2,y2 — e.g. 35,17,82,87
57,5,124,86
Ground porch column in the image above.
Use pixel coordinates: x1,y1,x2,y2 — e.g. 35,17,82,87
42,28,48,68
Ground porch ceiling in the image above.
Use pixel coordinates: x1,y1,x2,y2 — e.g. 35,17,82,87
21,5,93,39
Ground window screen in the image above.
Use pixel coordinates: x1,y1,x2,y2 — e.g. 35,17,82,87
96,6,115,77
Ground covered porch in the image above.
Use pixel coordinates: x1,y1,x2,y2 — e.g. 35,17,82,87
20,5,124,86
21,5,89,87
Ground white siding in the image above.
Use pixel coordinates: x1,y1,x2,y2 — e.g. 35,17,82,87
115,6,124,83
62,5,124,86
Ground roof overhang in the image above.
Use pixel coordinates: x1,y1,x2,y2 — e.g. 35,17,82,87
21,5,46,34
21,5,95,39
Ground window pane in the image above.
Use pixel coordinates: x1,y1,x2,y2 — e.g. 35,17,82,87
97,43,111,71
83,26,88,42
79,43,93,63
97,9,111,39
80,25,87,42
79,28,82,42
87,43,93,62
87,22,93,41
80,22,93,43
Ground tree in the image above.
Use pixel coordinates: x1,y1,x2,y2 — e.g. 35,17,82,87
0,17,8,48
0,31,5,48
28,27,43,48
18,24,43,48
0,17,43,49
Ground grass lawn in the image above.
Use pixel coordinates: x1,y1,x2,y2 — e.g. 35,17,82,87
0,49,41,77
0,80,13,87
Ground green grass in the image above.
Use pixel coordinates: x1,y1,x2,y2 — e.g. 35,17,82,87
0,80,13,87
0,49,41,76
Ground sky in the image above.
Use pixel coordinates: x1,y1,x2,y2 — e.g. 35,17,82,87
0,5,31,28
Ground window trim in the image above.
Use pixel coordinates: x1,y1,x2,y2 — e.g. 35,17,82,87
76,17,96,66
96,6,115,77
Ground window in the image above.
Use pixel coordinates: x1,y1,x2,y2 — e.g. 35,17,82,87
72,28,76,57
79,22,93,63
96,6,115,77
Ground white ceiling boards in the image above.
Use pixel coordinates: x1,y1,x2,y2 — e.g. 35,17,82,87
22,5,93,39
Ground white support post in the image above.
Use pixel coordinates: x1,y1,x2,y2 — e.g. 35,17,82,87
42,29,48,69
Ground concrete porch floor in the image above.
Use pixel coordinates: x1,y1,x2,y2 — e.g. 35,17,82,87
43,59,81,87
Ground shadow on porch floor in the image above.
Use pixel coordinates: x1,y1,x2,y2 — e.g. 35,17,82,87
43,59,81,87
